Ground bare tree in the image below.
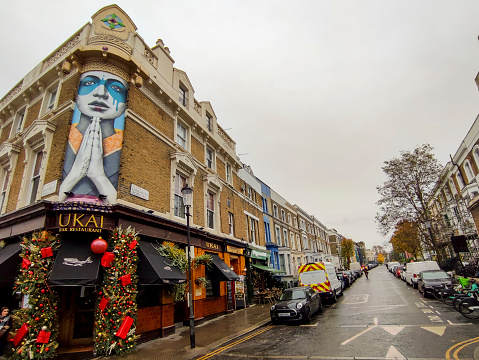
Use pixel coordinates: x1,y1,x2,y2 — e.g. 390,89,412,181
376,144,444,261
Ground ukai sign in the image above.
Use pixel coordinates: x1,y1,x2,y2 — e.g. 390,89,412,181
57,213,114,233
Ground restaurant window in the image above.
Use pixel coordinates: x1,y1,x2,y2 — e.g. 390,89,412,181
137,286,161,307
205,281,220,298
207,192,215,229
174,173,187,218
29,151,43,205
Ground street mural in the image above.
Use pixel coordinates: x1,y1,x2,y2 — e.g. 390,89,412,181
59,70,129,203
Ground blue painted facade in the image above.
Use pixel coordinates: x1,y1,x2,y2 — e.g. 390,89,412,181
260,181,280,270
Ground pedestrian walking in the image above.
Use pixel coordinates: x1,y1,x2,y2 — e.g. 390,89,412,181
0,307,12,356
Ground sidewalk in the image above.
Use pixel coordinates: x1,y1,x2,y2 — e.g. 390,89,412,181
97,303,271,360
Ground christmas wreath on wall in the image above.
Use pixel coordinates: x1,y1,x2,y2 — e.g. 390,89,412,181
93,226,139,356
11,231,60,360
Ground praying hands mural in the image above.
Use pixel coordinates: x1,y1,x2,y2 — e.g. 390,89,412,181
59,70,129,203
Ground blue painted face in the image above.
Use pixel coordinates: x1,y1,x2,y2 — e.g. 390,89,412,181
76,71,129,119
78,76,127,104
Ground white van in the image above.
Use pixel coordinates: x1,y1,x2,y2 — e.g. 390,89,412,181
298,262,342,302
404,261,440,288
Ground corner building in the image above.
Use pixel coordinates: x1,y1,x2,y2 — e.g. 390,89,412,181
0,5,260,353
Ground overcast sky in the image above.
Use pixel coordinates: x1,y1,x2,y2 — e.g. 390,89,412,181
1,1,479,249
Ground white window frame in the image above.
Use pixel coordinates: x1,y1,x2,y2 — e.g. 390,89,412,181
0,170,10,214
249,218,257,244
275,225,281,245
207,191,215,229
281,209,285,221
174,173,187,218
474,146,479,171
283,228,289,247
206,146,215,170
457,172,465,189
273,204,278,218
449,179,457,195
28,151,44,205
11,108,27,136
179,84,187,107
42,82,59,114
226,162,232,184
464,160,474,183
176,121,188,149
228,212,234,235
206,112,213,132
287,213,291,225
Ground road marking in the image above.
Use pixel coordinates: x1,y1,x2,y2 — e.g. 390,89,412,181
447,320,473,326
300,322,318,327
416,302,426,308
196,325,273,360
382,326,404,335
386,345,406,359
342,294,369,304
422,308,434,313
428,315,443,323
445,335,479,360
421,326,446,336
341,325,376,345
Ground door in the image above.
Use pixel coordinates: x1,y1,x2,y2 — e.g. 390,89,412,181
57,287,97,348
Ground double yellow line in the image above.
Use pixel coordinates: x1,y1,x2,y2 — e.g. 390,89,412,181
196,325,273,360
446,335,479,359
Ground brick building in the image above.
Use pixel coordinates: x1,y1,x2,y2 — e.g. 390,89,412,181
0,4,261,354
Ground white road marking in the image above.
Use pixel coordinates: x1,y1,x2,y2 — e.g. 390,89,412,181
300,322,318,327
386,345,406,359
416,302,426,308
421,326,446,336
422,309,434,313
447,320,473,325
342,294,369,304
428,315,443,323
341,325,377,345
382,326,404,335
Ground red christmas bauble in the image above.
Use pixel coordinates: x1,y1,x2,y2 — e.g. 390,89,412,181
91,237,108,254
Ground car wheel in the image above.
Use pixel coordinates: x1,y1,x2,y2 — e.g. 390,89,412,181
331,290,337,303
305,308,312,323
318,301,324,313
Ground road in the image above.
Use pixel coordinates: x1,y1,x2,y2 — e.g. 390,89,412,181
197,265,479,360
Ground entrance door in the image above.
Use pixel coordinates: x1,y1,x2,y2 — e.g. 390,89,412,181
174,300,186,324
57,287,97,348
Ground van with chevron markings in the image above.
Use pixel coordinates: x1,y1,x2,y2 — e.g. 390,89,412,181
298,262,342,302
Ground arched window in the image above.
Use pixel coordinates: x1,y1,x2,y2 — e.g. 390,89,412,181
457,172,465,189
449,179,457,195
464,160,474,183
473,146,479,170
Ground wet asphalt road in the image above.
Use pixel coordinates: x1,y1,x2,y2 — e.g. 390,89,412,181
200,265,479,360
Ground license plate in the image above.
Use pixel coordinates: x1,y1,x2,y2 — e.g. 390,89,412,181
278,313,290,317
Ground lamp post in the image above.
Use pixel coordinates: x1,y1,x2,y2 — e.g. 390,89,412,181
181,183,195,349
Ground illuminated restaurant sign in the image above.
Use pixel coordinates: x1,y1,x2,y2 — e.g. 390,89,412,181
57,213,112,233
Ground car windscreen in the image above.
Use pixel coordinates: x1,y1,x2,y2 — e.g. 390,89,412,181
421,271,449,280
280,289,306,301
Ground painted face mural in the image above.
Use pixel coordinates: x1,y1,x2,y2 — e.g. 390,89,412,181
59,70,130,203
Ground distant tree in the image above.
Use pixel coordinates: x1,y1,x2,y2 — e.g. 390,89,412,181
341,238,355,270
372,245,384,255
377,253,385,264
389,220,423,261
376,144,444,262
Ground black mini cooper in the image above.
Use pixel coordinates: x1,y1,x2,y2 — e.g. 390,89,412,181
270,287,323,323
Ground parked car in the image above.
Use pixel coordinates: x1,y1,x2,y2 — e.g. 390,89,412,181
337,274,346,291
417,270,452,298
337,271,352,288
404,261,440,288
395,265,405,278
387,262,400,272
270,287,323,323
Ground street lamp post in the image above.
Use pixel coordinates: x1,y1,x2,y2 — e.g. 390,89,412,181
181,184,195,349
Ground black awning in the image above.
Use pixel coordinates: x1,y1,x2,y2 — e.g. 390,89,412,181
138,242,187,285
0,242,21,287
207,253,240,282
49,240,102,286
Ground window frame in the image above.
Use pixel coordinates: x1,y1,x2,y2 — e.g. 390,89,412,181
28,151,44,205
176,121,188,149
273,204,278,218
275,225,282,245
206,112,213,132
228,212,234,235
0,171,10,214
226,162,232,184
207,191,215,229
174,173,187,218
206,146,215,170
283,228,289,247
281,209,285,221
179,84,187,107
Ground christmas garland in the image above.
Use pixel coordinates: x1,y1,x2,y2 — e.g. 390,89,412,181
11,231,60,360
93,226,139,356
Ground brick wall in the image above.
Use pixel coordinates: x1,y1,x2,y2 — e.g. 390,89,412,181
57,73,80,108
191,136,204,165
196,296,227,319
0,123,12,145
7,150,25,212
127,86,174,142
42,110,73,190
118,118,172,211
